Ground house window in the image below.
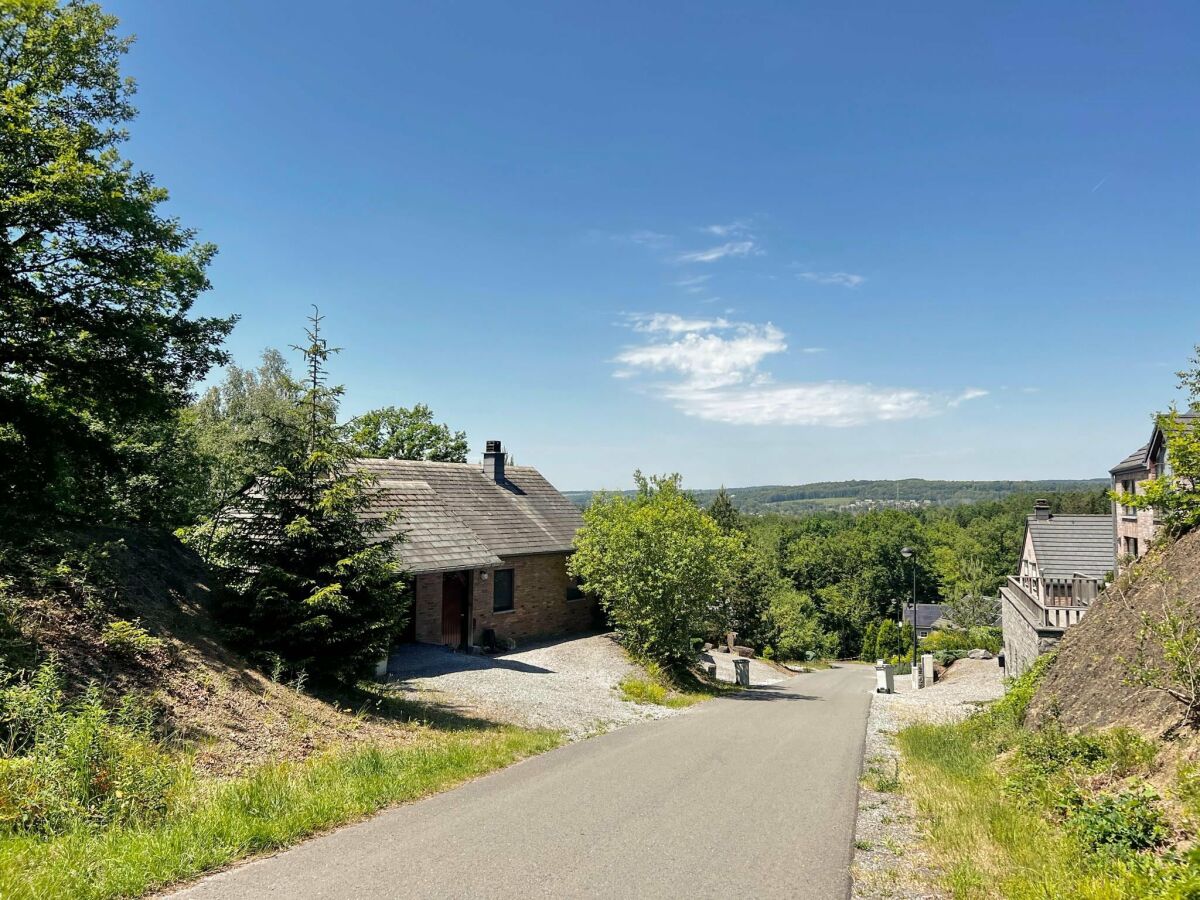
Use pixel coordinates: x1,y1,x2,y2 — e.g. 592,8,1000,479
1125,536,1139,558
1121,480,1138,517
493,569,515,613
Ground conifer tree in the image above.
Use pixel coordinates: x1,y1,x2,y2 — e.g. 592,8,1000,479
197,311,409,683
708,487,741,533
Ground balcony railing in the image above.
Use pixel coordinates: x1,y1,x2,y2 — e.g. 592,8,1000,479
1005,575,1101,630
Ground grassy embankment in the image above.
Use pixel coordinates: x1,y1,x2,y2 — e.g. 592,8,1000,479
0,725,558,900
896,656,1200,899
618,660,734,708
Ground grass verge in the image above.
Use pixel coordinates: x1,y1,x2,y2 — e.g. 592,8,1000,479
895,656,1200,899
618,660,731,708
0,726,559,900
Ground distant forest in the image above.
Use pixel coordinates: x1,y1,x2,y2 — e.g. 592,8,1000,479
565,478,1110,514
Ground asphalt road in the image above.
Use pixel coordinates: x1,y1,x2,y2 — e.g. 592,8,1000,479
170,664,874,900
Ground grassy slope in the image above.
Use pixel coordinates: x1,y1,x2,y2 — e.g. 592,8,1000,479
0,728,559,900
0,530,564,898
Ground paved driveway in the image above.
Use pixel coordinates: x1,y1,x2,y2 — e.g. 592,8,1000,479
171,664,874,900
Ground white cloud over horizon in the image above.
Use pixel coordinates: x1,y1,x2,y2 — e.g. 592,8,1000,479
613,314,986,426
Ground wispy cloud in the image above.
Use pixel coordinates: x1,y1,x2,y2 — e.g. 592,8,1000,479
621,229,672,249
798,271,866,288
673,273,712,294
613,314,984,426
626,313,730,335
701,220,751,238
677,241,761,264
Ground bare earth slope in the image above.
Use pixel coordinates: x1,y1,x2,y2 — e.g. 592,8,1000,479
1027,528,1200,735
14,528,414,775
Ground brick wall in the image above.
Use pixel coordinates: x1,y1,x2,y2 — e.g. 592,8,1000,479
410,554,597,647
471,553,596,645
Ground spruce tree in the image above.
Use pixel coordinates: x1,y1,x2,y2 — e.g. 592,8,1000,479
860,621,879,661
198,311,409,683
707,487,741,533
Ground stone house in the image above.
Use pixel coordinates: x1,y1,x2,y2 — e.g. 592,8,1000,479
999,500,1112,676
1110,413,1197,565
359,442,594,650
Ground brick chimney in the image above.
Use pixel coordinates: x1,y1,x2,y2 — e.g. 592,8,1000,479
483,440,506,485
1033,498,1051,521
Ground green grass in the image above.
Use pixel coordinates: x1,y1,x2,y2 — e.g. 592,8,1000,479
0,726,560,900
894,658,1200,899
617,660,729,708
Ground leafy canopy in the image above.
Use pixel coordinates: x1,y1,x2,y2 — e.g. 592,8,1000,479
0,0,234,527
347,404,468,463
570,472,737,665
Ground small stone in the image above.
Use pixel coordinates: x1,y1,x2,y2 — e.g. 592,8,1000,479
967,648,993,660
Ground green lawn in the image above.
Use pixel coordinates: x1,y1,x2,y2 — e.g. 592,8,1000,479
0,726,560,900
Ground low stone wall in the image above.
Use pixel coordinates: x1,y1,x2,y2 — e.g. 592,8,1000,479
1000,586,1061,677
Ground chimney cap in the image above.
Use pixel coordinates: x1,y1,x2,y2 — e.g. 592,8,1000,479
484,440,502,454
1034,498,1050,507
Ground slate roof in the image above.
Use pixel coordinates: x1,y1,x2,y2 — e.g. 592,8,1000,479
902,603,947,630
356,458,583,573
1110,443,1150,476
1026,514,1113,578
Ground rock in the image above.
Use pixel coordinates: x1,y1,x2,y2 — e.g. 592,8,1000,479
702,642,714,651
732,645,755,658
967,648,993,660
933,662,947,681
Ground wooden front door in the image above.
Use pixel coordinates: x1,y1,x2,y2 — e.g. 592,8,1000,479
441,572,469,649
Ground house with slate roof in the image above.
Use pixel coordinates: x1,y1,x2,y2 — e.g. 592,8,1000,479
901,603,952,639
999,499,1113,676
359,441,594,650
1110,413,1197,566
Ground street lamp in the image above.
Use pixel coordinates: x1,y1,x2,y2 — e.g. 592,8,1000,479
900,547,918,671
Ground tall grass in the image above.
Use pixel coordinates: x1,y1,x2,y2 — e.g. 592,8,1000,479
896,656,1200,899
0,727,559,900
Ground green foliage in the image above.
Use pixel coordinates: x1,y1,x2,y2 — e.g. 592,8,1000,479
0,661,182,835
1122,584,1200,729
98,620,162,658
1118,411,1200,536
769,588,837,661
346,404,468,463
0,0,234,529
184,349,302,517
874,619,899,662
192,313,409,684
860,621,879,661
1068,788,1169,855
570,472,736,664
920,626,1002,657
706,487,741,533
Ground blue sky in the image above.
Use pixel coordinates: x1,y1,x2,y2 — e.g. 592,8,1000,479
110,1,1200,490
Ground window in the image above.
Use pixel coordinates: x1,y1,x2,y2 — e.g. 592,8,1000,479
493,568,514,613
1125,537,1139,558
1120,480,1138,517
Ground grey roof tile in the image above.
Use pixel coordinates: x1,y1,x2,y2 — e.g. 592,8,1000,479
1027,514,1113,578
356,459,583,574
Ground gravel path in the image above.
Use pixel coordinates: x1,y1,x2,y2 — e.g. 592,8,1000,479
852,659,1004,900
383,633,680,739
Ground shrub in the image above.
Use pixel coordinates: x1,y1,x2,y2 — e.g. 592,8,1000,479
919,626,1001,656
100,619,163,657
770,588,837,661
1068,788,1169,854
0,661,182,834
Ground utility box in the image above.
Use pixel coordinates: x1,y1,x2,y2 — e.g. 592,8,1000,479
874,660,894,693
921,653,935,686
732,657,751,686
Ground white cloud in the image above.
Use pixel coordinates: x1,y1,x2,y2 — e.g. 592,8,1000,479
701,220,751,237
677,241,761,264
615,323,784,390
613,313,983,427
949,388,989,406
799,271,866,288
615,229,672,249
626,313,730,334
666,382,939,426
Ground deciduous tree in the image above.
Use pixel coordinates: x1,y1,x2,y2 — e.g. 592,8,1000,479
347,404,468,463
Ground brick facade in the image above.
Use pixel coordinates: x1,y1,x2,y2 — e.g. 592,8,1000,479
409,552,597,648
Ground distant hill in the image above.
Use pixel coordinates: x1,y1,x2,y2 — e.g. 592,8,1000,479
563,478,1110,514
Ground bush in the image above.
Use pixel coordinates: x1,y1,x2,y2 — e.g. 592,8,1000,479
1068,788,1169,854
99,619,163,657
919,625,1001,656
0,661,182,835
769,588,837,661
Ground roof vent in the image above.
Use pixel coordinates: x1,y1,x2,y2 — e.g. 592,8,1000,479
1034,498,1052,521
483,440,505,485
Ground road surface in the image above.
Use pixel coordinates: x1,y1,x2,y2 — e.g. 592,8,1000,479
171,664,874,900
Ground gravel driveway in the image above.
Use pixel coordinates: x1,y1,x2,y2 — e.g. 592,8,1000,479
383,633,680,738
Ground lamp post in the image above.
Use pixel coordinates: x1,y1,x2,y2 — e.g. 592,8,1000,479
900,546,918,683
